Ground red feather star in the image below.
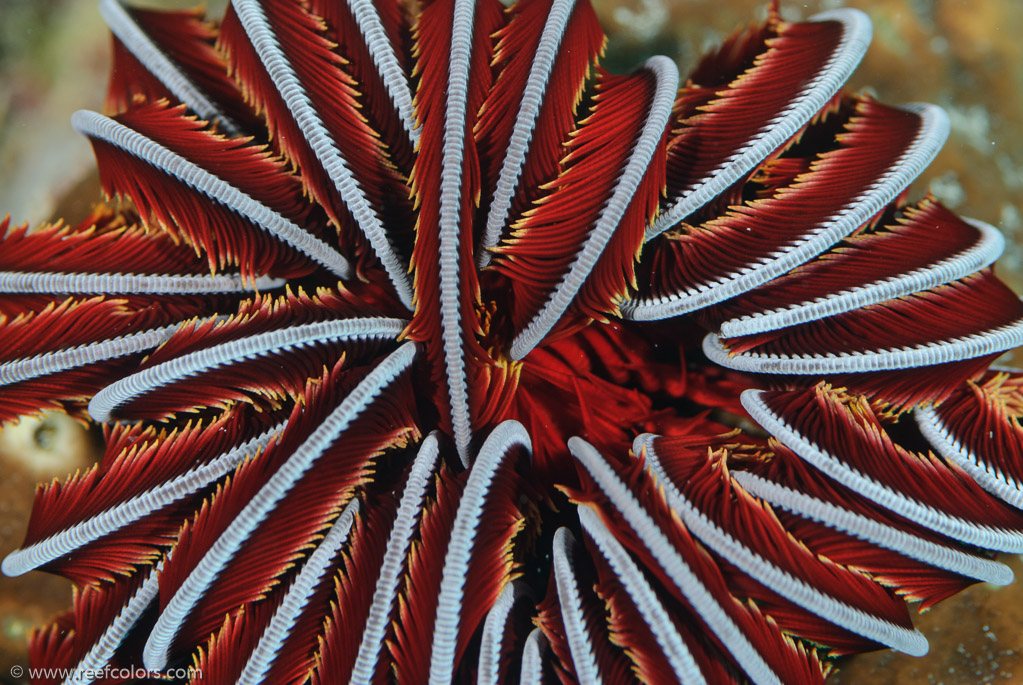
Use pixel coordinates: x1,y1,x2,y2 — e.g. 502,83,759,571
3,0,1023,683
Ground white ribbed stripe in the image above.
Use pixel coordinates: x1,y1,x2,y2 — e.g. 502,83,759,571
551,527,602,685
428,420,531,683
142,342,417,671
2,423,284,577
436,0,477,465
99,0,241,135
233,0,413,309
510,56,679,360
704,313,1023,376
63,561,164,685
89,317,405,422
731,470,1012,586
916,405,1023,510
578,505,707,683
478,0,578,268
236,499,359,685
0,270,284,295
71,110,353,281
347,0,419,145
639,434,928,655
478,580,530,685
625,102,949,320
349,434,440,685
568,437,781,685
718,217,1004,337
518,628,549,685
646,8,871,241
0,324,179,388
742,390,1023,553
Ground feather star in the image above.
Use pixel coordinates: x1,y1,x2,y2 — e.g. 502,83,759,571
3,0,1023,683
